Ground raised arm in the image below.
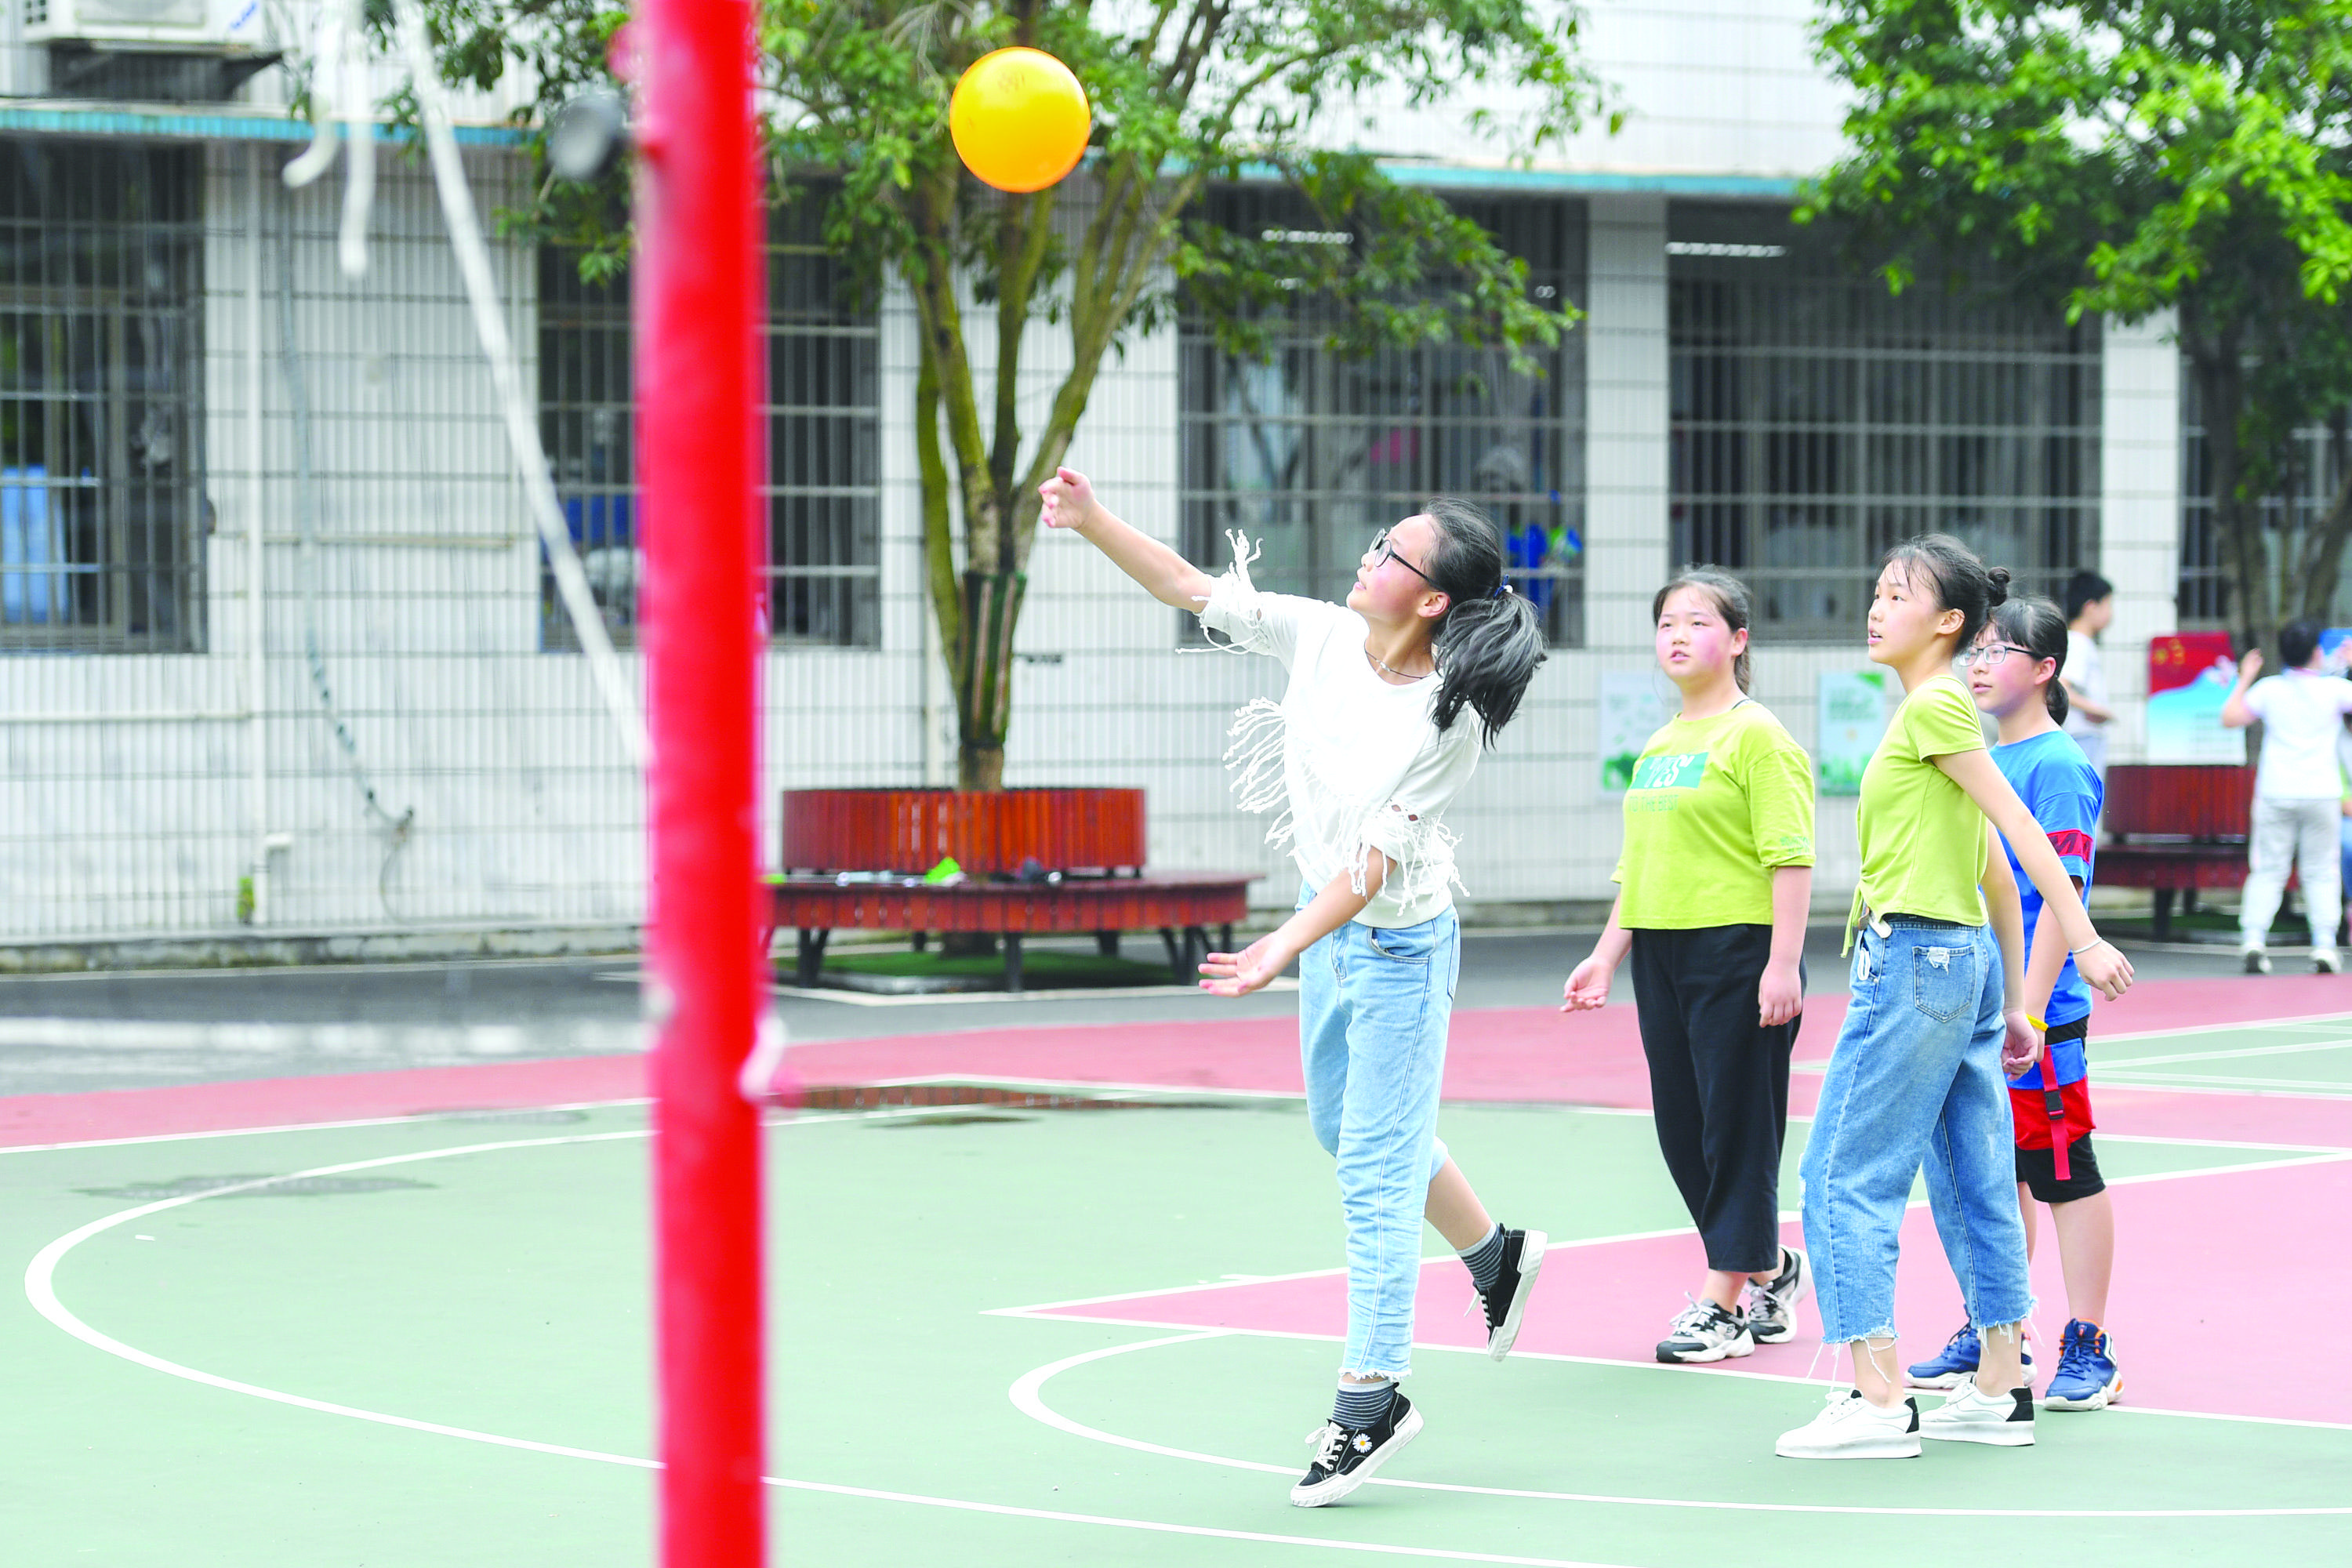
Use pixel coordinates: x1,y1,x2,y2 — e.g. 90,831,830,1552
1936,748,2134,1000
2222,650,2263,728
1040,466,1216,611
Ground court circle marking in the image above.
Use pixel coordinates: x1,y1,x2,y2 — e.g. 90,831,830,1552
19,1120,2349,1534
21,1123,1647,1567
1007,1318,2352,1519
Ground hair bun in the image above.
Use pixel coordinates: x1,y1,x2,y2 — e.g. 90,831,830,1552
1985,566,2012,608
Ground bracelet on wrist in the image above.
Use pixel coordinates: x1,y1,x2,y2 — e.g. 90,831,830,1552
2027,1014,2048,1033
2068,937,2108,956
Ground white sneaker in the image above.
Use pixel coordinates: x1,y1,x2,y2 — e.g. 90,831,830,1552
1918,1380,2037,1446
1774,1389,1921,1459
2242,946,2272,975
2315,949,2341,975
1656,1298,1754,1363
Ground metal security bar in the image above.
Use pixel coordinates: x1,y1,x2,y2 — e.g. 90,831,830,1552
1668,205,2100,638
538,191,880,650
0,141,205,653
1180,187,1588,646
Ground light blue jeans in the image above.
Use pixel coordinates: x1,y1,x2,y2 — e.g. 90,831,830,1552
1799,918,2034,1343
1297,884,1459,1378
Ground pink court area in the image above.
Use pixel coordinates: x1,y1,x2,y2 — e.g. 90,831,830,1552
1024,1152,2350,1426
3,973,2345,1424
5,971,2350,1151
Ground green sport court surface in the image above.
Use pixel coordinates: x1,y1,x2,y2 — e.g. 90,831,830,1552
2,986,2348,1566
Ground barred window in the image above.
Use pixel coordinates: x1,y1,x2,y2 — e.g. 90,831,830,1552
1180,189,1587,646
2177,381,2349,629
538,191,880,650
0,141,205,654
1669,205,2100,639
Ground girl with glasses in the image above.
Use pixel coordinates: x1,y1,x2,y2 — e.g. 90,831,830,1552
1038,465,1548,1508
1901,596,2124,1413
1774,536,2134,1461
1562,568,1817,1365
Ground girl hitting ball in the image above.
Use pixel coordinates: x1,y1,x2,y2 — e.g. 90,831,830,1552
1040,467,1547,1508
1773,535,2133,1461
1562,569,1816,1363
1903,595,2123,1410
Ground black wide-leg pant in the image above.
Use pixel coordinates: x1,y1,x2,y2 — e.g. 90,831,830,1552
1628,924,1802,1276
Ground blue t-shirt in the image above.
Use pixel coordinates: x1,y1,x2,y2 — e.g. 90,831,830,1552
1991,729,2102,1089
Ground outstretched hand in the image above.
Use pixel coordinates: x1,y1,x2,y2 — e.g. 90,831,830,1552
1199,934,1293,997
1038,466,1098,532
2237,648,2264,684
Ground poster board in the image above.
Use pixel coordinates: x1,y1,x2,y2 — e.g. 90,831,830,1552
1599,670,1676,793
2145,632,2242,763
1816,670,1893,796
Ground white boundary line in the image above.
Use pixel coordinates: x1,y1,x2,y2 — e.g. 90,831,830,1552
16,1120,1639,1566
18,1108,2352,1540
1006,1334,2352,1515
2096,1036,2352,1069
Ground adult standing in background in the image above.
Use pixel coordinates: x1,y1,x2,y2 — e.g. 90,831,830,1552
2061,572,2115,783
2223,619,2352,974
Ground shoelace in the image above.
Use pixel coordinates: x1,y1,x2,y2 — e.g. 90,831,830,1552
1305,1422,1347,1470
1668,1295,1724,1335
2052,1326,2096,1384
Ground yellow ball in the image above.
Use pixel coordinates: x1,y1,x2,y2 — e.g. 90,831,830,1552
949,47,1091,194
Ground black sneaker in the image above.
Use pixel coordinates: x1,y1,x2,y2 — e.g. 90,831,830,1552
1740,1246,1809,1345
1478,1228,1548,1359
1290,1392,1423,1507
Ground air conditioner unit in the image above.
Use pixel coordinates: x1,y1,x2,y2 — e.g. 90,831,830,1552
24,0,272,50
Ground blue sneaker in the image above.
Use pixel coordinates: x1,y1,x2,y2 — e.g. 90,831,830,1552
2043,1319,2123,1410
1906,1325,1980,1390
1905,1323,2032,1390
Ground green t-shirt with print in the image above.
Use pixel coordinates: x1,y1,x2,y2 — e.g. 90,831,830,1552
1613,701,1817,928
1849,673,1991,946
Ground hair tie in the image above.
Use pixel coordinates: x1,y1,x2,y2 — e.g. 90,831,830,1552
1492,583,1512,599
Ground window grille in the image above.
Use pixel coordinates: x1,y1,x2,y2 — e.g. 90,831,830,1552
1180,188,1588,646
0,140,205,654
1668,205,2100,640
538,190,880,650
2176,377,2350,630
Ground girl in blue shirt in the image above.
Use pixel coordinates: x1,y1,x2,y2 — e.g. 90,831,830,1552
1913,595,2122,1411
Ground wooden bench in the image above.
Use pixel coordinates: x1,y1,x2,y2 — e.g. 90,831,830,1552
2098,764,2259,938
772,787,1261,993
771,873,1257,991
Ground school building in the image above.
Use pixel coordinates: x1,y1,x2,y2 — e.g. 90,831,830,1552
0,1,2275,953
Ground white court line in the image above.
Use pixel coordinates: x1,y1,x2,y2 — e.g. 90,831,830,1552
0,1016,645,1054
2097,1073,2352,1096
15,1122,1638,1566
1007,1334,2352,1514
2097,1037,2352,1069
771,978,1301,1008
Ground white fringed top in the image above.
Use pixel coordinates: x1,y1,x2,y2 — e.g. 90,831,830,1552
1194,533,1483,928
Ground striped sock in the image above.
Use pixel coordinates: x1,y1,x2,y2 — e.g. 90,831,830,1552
1332,1377,1396,1430
1458,1223,1506,1293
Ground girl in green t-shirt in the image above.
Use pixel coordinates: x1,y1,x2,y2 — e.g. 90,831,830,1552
1563,569,1816,1366
1777,535,2136,1463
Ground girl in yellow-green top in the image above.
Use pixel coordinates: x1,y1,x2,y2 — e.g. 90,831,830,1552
1774,535,2136,1464
1564,569,1817,1365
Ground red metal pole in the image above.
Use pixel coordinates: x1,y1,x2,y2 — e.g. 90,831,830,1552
637,0,765,1559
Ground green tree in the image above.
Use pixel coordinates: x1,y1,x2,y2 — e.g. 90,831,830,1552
1806,0,2352,655
420,0,1607,788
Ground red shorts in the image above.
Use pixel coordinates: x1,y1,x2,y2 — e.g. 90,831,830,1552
2009,1078,2096,1150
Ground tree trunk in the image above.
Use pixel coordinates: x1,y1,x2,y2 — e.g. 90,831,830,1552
953,568,1026,791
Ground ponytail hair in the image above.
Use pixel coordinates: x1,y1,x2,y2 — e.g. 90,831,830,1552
1987,595,2071,726
1885,532,2010,651
1653,567,1755,693
1420,497,1547,743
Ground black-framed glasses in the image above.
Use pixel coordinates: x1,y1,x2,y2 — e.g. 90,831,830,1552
1965,642,2032,668
1370,527,1438,587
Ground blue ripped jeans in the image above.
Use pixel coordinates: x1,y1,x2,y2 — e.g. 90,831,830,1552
1298,884,1459,1379
1799,918,2034,1344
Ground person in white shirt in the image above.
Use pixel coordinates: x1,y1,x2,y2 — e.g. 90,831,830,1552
2223,619,2352,971
2060,572,2114,782
1039,466,1548,1508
